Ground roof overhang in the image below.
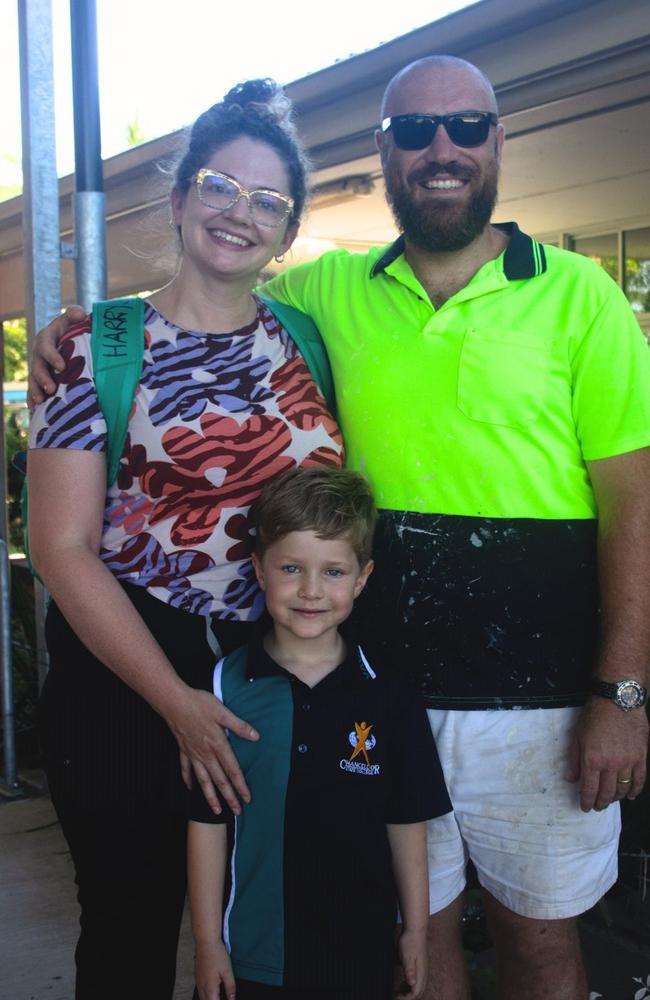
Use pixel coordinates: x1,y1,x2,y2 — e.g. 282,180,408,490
2,0,649,320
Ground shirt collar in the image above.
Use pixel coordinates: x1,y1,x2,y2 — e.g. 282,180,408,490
370,222,547,281
246,635,377,689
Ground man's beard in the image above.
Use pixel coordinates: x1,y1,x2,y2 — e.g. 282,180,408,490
385,160,498,252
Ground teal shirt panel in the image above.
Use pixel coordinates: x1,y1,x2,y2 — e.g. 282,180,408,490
217,650,293,986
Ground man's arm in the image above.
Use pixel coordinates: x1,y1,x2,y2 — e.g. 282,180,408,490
387,821,429,1000
567,447,650,811
188,821,236,1000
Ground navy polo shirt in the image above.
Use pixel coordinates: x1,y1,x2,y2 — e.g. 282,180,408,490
190,638,451,992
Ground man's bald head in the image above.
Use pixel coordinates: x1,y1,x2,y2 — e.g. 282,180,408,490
381,56,499,120
377,56,503,254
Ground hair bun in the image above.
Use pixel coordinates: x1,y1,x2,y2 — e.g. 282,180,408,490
223,78,275,107
222,78,295,133
171,75,309,224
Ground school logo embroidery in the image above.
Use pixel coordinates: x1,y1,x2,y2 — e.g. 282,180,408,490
339,721,380,776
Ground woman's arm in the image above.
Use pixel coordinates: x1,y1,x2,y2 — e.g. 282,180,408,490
28,447,258,814
188,821,236,1000
387,821,429,1000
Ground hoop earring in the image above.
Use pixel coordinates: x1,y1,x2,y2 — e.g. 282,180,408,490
274,254,285,264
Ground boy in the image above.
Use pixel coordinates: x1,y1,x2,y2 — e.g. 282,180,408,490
188,468,452,1000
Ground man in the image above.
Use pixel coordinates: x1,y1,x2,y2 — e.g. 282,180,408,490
29,56,650,1000
264,56,650,1000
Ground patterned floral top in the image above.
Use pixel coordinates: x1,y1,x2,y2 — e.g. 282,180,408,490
29,299,344,620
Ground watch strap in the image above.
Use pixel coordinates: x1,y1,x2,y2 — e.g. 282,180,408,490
590,679,619,699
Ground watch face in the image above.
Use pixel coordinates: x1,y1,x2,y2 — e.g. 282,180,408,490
618,681,644,709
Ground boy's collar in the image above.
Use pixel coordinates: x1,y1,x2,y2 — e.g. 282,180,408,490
246,635,376,688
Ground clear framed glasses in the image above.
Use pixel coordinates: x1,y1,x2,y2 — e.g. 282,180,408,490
381,111,498,150
193,169,294,228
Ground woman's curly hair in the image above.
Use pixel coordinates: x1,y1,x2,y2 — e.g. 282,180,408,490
172,78,310,225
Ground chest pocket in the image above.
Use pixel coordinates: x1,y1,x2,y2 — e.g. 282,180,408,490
457,327,550,430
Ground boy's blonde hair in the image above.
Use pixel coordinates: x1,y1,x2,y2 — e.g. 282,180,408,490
250,468,377,564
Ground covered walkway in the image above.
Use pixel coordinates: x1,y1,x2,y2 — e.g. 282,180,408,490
0,789,195,1000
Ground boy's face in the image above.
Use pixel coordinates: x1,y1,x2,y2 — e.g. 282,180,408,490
252,530,373,646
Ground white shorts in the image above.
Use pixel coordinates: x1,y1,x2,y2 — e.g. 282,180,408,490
426,707,621,920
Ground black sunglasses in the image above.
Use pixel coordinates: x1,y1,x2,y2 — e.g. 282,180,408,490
381,111,498,150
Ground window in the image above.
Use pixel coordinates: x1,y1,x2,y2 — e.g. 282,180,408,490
624,227,650,316
572,233,619,283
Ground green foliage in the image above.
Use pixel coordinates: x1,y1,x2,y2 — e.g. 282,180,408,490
0,182,22,201
625,257,650,313
126,114,148,147
3,316,28,381
4,405,27,553
0,152,22,202
595,255,619,282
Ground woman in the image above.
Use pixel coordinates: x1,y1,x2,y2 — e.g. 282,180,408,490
27,79,343,1000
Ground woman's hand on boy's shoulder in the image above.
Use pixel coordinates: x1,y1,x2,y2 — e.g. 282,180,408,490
168,686,259,815
394,926,428,1000
194,939,236,1000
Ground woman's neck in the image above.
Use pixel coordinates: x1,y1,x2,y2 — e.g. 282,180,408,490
149,265,258,334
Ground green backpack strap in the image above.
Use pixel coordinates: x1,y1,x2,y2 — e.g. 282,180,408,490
21,298,143,581
91,298,145,486
257,295,336,417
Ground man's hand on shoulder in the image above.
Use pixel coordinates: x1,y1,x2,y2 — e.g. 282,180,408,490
566,695,648,811
28,304,86,407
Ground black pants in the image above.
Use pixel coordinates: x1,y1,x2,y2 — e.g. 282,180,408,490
41,582,255,1000
54,803,187,1000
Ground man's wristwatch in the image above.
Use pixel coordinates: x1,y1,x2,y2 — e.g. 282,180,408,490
590,678,648,711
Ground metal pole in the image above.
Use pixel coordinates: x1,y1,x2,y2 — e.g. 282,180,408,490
0,539,17,789
0,321,17,789
70,0,107,309
0,325,8,548
18,0,61,693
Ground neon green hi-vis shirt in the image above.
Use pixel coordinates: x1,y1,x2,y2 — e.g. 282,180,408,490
264,224,650,520
263,223,650,708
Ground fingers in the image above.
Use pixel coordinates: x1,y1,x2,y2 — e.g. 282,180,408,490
573,699,648,811
581,761,647,811
592,770,619,811
616,761,646,801
65,304,86,321
578,761,598,811
195,946,235,1000
222,964,237,1000
28,368,57,407
202,733,251,812
191,737,251,816
215,703,259,743
395,979,416,1000
204,706,258,809
170,691,258,812
403,959,417,986
191,759,224,816
180,750,192,790
28,305,85,407
196,978,221,1000
628,760,647,800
